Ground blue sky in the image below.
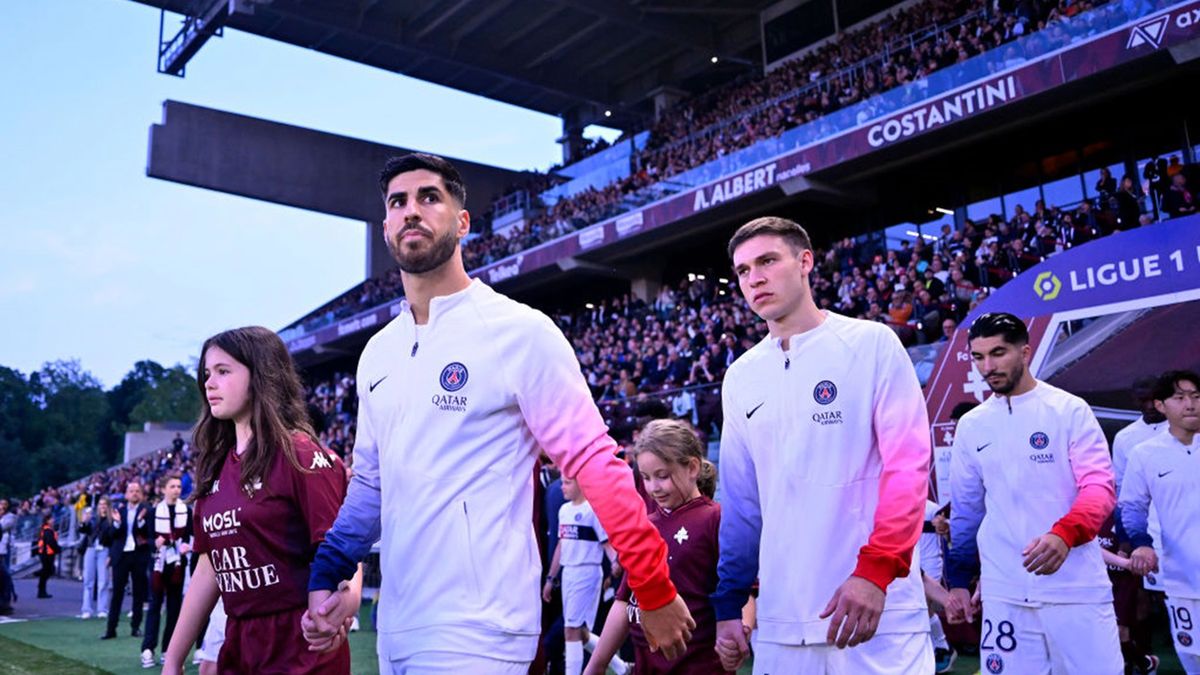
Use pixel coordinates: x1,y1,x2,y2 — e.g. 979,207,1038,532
0,0,611,387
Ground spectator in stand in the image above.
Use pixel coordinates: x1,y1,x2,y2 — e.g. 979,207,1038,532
1162,173,1196,219
35,513,59,599
0,499,16,614
1094,167,1117,205
1115,175,1145,231
78,497,114,620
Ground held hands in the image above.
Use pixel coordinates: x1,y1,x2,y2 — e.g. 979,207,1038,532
302,582,360,653
714,619,751,671
640,595,695,660
819,576,885,649
1022,533,1068,575
945,587,976,624
1129,546,1158,577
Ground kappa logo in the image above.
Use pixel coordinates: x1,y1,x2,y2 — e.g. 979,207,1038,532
813,380,838,405
673,526,689,544
310,452,333,470
439,362,468,392
212,480,220,494
1030,432,1050,449
986,653,1005,673
1127,14,1170,49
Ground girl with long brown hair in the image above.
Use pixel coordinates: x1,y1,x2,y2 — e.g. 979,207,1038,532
585,419,730,674
163,326,355,675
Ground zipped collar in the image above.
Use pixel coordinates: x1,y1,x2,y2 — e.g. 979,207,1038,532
396,278,482,327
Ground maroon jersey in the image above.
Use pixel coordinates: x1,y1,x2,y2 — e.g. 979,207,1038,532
617,496,729,674
193,434,347,619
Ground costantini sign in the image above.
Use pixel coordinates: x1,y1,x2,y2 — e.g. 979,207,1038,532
288,1,1200,356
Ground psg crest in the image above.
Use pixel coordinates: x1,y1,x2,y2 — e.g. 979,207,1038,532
439,362,469,392
985,653,1004,673
1029,432,1050,449
813,380,838,405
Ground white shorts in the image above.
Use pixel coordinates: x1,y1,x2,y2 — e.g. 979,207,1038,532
978,599,1122,674
194,597,226,663
377,646,530,675
1165,596,1200,675
751,631,933,674
561,564,602,630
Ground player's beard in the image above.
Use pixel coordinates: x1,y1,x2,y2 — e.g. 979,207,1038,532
987,362,1024,395
387,225,459,274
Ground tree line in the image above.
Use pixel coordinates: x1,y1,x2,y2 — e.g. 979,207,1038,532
0,359,200,498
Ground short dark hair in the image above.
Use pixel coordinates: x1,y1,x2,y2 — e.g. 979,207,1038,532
1151,370,1200,401
967,312,1028,346
378,153,467,207
727,216,812,260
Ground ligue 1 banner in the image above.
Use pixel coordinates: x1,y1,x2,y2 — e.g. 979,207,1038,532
923,213,1200,503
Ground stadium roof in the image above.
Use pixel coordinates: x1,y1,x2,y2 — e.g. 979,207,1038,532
133,0,774,130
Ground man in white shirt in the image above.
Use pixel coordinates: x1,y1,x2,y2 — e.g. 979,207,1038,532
303,153,693,673
713,217,934,674
1119,370,1200,675
946,312,1122,674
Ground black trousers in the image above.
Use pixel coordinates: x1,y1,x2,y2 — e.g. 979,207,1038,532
141,571,184,653
36,554,55,596
106,549,150,636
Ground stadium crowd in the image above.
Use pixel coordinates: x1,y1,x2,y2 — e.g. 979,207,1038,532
282,0,1179,337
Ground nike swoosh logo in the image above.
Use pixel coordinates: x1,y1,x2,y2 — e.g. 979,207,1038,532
976,443,992,453
1158,470,1174,478
746,402,765,419
369,375,388,392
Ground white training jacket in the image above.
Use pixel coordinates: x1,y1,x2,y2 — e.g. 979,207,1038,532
1119,431,1200,600
948,381,1116,605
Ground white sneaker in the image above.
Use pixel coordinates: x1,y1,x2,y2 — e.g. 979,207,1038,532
141,650,155,669
350,616,360,633
97,611,108,618
159,655,166,665
78,612,91,619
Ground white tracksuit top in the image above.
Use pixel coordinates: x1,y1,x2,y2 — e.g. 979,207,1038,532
312,279,673,662
948,381,1115,605
1119,432,1200,600
713,312,931,645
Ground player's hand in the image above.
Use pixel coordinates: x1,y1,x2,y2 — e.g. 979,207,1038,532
179,542,191,555
820,576,885,648
155,536,166,549
304,581,360,652
1129,546,1158,576
641,594,695,660
945,587,975,624
542,579,554,603
714,619,750,671
1022,533,1068,575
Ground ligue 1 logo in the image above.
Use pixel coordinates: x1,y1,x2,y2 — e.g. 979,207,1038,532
1180,632,1194,648
813,380,838,405
1029,432,1050,449
986,653,1005,673
439,362,469,392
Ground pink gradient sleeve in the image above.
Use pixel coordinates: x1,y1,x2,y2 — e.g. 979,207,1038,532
1049,404,1116,547
856,330,932,591
514,317,676,610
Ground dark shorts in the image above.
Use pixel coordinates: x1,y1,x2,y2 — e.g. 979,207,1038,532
220,606,350,675
1110,571,1140,627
